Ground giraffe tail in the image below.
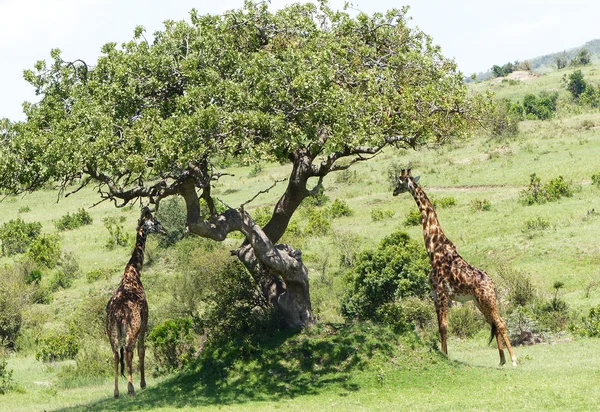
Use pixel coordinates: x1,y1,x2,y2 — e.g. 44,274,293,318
120,347,125,378
488,323,497,345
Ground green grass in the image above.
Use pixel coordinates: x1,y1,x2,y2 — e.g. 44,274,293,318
3,64,600,410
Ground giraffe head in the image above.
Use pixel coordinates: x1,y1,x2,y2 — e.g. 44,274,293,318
392,168,420,196
138,207,166,235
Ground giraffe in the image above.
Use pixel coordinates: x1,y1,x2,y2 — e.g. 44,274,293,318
393,169,516,366
106,207,165,398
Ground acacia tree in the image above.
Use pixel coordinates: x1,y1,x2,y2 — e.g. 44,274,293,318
0,2,487,329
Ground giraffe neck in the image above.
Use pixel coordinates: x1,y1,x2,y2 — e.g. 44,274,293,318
408,184,454,261
125,226,147,278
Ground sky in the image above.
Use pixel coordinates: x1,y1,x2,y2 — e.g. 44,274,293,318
1,0,599,121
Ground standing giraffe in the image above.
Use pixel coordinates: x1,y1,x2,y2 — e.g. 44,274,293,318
106,207,165,398
393,169,516,366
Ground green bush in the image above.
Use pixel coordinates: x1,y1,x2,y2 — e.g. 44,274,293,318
489,98,521,138
449,303,485,338
86,268,110,283
577,305,600,337
0,358,14,394
18,206,30,214
592,172,600,188
0,218,42,256
25,269,42,285
341,231,430,325
522,91,558,120
403,208,421,226
302,185,329,207
371,208,395,222
305,209,331,236
0,290,22,348
55,208,93,231
156,196,187,247
57,340,111,388
327,199,354,218
564,69,587,99
470,199,491,212
433,196,457,208
36,333,79,362
103,216,130,249
27,234,62,269
497,265,537,307
252,205,272,227
506,307,546,345
519,174,573,205
148,317,196,375
522,217,551,238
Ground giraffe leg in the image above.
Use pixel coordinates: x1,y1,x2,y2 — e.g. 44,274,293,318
494,321,507,366
434,295,449,355
499,321,517,366
113,349,120,398
125,346,136,397
138,335,146,390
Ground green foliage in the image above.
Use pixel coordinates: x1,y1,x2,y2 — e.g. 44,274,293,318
340,231,430,326
564,70,587,99
148,317,197,375
0,218,42,256
449,303,485,339
403,208,422,226
334,169,363,184
522,91,558,120
592,172,600,188
18,205,30,213
470,199,491,211
371,208,395,222
326,199,353,218
519,173,573,205
0,358,14,394
57,340,111,389
35,333,79,362
433,196,457,209
0,2,484,208
506,307,546,345
85,268,111,283
491,61,516,78
252,206,272,228
577,305,600,337
497,265,537,307
571,48,592,66
156,196,187,247
103,215,129,249
0,289,22,348
488,98,521,138
27,234,61,268
522,217,550,238
25,269,42,285
305,208,331,236
303,186,330,208
55,208,93,231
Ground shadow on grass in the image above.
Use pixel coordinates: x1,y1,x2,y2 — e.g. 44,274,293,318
54,323,400,411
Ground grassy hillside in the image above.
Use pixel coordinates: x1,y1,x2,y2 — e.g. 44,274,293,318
2,65,600,411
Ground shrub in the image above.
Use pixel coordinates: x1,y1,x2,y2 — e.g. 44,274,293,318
27,234,62,269
341,231,430,324
371,208,395,222
334,169,363,184
55,208,93,231
564,70,587,99
0,290,22,348
592,172,600,188
148,317,197,375
403,208,421,226
156,196,187,247
397,296,435,330
522,91,558,120
0,358,14,394
49,270,75,291
449,303,486,339
25,269,42,285
578,305,600,337
305,209,331,236
506,307,545,345
18,206,30,214
302,185,329,207
103,216,130,249
327,199,354,218
86,268,111,283
497,265,537,307
488,98,521,138
0,218,42,256
36,333,79,362
433,196,457,209
470,199,491,212
57,340,111,388
337,232,362,268
522,217,551,238
519,174,573,205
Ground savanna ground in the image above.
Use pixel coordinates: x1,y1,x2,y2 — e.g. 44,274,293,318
3,66,600,411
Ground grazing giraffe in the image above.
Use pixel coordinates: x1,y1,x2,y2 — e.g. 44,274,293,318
393,169,516,366
106,207,165,398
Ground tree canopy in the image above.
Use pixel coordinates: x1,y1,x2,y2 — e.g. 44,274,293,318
0,1,488,328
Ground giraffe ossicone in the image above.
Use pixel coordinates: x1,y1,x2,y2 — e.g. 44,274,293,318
394,169,517,367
